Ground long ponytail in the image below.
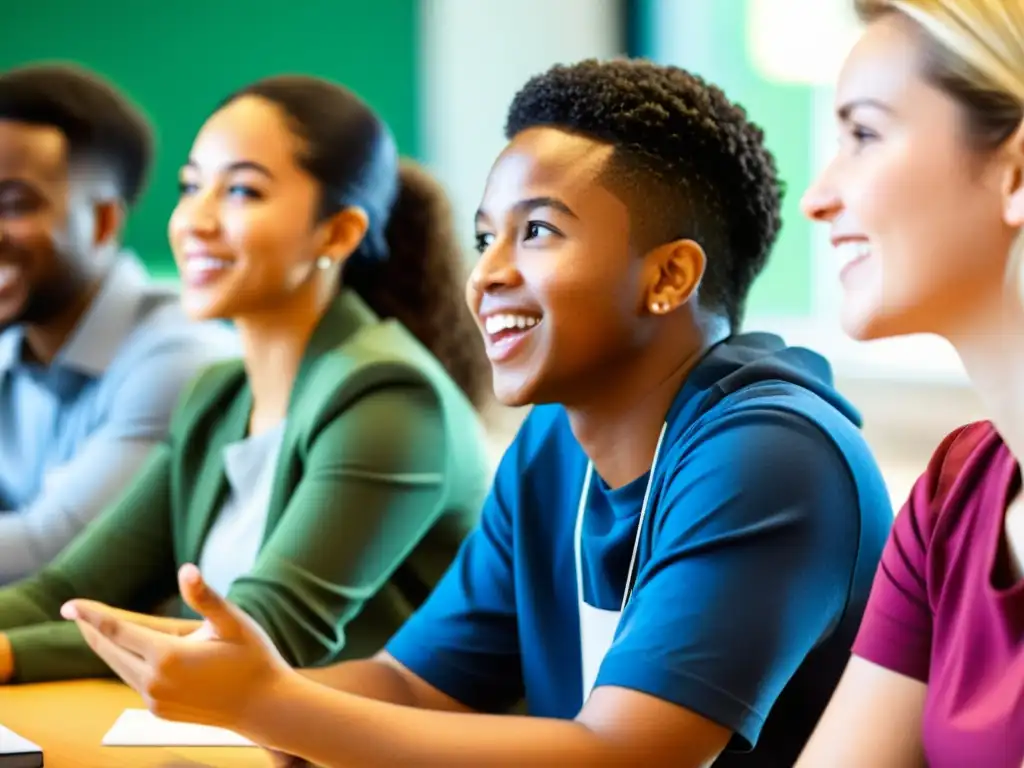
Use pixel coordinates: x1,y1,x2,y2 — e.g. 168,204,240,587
344,160,489,407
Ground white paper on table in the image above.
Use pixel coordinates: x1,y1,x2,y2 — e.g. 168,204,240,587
0,724,42,754
102,709,255,747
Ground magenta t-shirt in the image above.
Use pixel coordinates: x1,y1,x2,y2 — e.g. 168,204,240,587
853,421,1024,767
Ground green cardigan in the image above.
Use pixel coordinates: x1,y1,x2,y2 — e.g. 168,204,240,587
0,291,491,683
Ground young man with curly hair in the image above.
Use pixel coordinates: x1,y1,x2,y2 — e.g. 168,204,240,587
65,59,894,768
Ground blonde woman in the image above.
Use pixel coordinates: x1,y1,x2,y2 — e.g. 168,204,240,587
797,2,1024,766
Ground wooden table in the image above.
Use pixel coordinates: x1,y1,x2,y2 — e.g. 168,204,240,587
0,680,270,767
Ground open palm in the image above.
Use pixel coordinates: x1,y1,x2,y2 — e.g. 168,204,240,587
63,564,290,730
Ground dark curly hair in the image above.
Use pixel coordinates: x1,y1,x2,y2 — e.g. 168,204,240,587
0,63,153,206
221,76,488,406
505,58,783,330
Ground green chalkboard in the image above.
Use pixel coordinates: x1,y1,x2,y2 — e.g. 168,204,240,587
632,0,816,317
1,0,420,277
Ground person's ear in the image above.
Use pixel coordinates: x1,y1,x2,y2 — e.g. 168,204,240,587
313,206,370,269
92,199,125,249
1001,121,1024,228
642,238,706,315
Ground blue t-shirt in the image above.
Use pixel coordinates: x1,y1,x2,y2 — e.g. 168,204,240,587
387,334,893,765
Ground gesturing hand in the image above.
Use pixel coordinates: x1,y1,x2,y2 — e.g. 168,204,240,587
62,563,291,730
95,606,203,637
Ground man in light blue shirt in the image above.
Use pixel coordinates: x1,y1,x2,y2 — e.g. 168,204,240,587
0,65,237,583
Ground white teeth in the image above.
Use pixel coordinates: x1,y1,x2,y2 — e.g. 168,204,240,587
484,314,540,335
186,256,232,274
837,241,871,269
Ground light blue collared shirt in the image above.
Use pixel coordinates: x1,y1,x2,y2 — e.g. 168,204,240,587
0,255,238,583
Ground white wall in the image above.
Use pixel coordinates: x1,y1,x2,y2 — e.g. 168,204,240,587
419,0,984,496
417,0,624,461
419,0,624,251
642,0,982,504
646,0,967,386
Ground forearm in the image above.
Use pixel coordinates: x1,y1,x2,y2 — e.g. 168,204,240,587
300,658,424,708
0,516,70,585
0,574,82,684
243,670,632,768
0,440,158,585
0,569,73,631
7,621,113,683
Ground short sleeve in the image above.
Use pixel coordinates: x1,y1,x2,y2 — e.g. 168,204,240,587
385,443,523,714
595,406,864,749
851,423,985,682
850,487,934,682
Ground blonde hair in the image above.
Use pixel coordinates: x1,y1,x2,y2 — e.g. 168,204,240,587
855,1,1024,300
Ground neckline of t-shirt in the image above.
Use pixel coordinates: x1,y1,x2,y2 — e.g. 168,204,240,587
590,468,653,520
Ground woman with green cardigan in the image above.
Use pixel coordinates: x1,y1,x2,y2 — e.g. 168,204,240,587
0,75,491,683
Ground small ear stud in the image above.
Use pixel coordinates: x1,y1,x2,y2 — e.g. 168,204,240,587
650,301,669,314
316,256,333,270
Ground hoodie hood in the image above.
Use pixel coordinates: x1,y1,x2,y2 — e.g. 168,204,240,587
666,332,862,434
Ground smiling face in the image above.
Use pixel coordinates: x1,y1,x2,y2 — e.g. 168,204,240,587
0,120,109,329
468,127,693,407
801,12,1019,341
169,95,338,322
